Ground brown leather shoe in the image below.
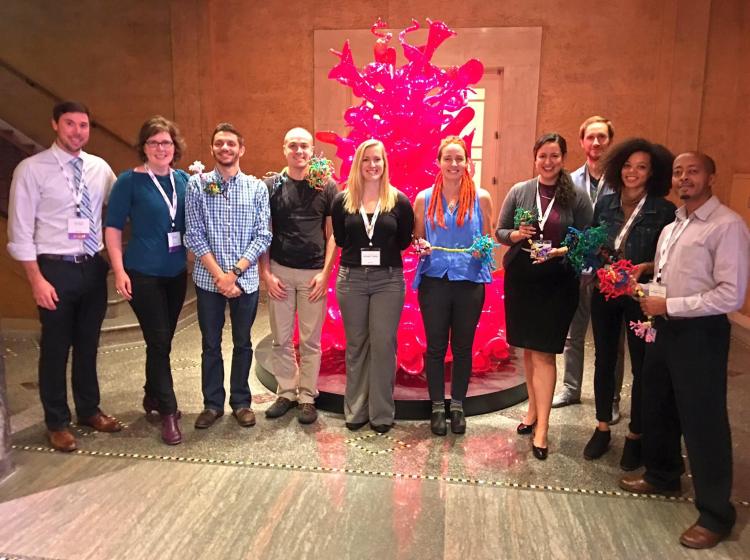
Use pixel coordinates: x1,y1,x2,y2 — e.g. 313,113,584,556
194,408,223,429
618,474,682,496
679,523,727,549
232,408,256,427
78,411,122,433
48,429,77,452
298,403,318,425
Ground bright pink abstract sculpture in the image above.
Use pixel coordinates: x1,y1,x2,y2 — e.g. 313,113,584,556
316,19,509,378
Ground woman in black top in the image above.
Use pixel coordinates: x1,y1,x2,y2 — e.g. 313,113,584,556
332,139,414,433
584,139,676,469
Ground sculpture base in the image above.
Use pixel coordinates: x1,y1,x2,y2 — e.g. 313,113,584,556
255,335,527,420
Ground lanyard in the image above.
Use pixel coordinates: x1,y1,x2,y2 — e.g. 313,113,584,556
655,217,691,283
144,164,178,229
614,195,647,251
585,166,604,203
535,178,556,233
359,200,381,246
52,150,85,213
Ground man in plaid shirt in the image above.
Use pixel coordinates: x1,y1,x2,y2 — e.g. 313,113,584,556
185,123,272,430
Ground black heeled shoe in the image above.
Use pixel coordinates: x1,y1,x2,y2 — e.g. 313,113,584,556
430,410,447,436
516,420,536,435
532,443,548,461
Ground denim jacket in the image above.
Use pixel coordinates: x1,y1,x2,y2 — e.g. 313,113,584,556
594,193,676,282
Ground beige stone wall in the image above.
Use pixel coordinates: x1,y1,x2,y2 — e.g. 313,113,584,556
1,0,748,318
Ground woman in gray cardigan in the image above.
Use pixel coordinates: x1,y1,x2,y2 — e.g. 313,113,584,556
496,133,593,460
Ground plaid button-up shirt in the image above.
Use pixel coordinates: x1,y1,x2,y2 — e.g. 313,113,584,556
185,168,271,294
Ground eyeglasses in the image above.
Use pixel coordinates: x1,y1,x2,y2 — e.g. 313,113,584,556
145,140,174,149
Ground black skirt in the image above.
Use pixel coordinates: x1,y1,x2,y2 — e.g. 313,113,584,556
504,250,579,354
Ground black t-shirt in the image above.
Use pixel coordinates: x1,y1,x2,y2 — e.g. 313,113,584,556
264,173,338,269
331,189,414,267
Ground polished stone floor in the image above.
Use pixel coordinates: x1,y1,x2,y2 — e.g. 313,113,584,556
1,303,749,560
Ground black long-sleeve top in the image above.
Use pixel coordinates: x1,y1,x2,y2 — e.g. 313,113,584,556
331,189,414,267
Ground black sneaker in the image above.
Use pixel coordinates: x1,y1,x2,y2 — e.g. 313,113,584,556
583,428,611,460
265,397,297,419
620,437,643,471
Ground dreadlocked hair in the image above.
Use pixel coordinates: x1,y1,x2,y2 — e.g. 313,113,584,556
427,170,476,228
428,136,476,228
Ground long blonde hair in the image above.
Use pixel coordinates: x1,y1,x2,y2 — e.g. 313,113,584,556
343,139,398,214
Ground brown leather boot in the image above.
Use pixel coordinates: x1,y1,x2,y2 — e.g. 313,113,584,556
161,414,182,445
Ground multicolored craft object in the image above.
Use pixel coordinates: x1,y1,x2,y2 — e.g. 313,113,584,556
561,224,609,275
513,207,537,229
305,155,335,191
597,259,657,342
419,234,499,271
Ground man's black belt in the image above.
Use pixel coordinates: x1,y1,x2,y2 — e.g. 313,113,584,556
38,254,97,264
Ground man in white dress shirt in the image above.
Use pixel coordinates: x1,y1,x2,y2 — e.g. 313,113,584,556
619,152,750,549
7,101,121,452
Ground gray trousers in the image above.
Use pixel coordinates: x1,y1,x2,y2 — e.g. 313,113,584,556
562,280,624,400
336,266,405,425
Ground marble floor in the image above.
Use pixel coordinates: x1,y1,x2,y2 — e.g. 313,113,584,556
1,302,749,560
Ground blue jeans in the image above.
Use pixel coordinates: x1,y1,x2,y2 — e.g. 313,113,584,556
195,286,259,411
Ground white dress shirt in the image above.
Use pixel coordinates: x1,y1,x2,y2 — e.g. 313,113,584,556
7,142,116,260
656,196,750,318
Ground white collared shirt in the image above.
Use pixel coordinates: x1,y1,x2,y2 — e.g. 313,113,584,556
7,142,116,260
656,196,750,318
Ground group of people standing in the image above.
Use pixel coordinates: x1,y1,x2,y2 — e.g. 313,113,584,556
7,102,749,549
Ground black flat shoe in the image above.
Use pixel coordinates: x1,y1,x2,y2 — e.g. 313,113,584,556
450,409,466,434
345,420,368,431
370,423,393,434
430,410,447,436
517,421,536,435
532,444,548,461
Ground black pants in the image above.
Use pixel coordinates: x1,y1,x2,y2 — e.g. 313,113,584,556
418,276,485,403
590,290,645,432
642,315,735,534
128,269,187,415
37,254,109,430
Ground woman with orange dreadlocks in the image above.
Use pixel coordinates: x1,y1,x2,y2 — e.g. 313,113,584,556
496,133,593,460
413,136,494,436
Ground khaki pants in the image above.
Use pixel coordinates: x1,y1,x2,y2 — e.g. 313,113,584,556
268,261,327,404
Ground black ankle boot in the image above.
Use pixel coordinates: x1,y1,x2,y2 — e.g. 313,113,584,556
430,410,447,436
620,437,643,471
583,428,611,460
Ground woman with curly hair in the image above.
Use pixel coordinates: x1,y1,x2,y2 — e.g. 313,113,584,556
496,133,593,459
583,138,676,469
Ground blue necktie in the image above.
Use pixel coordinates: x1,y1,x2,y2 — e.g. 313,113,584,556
72,157,99,256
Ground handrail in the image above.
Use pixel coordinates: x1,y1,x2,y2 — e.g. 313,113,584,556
0,57,135,153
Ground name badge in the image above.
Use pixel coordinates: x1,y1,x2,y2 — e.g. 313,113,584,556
167,231,182,253
648,282,667,298
360,249,381,266
68,217,90,239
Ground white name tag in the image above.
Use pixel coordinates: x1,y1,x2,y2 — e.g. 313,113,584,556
167,231,182,253
67,217,90,239
648,282,667,298
360,249,381,266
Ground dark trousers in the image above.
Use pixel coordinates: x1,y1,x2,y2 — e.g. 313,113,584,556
418,276,485,403
128,269,187,415
591,290,645,433
642,315,735,534
195,286,258,411
37,254,109,430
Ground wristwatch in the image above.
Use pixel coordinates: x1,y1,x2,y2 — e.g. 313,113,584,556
231,265,243,277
